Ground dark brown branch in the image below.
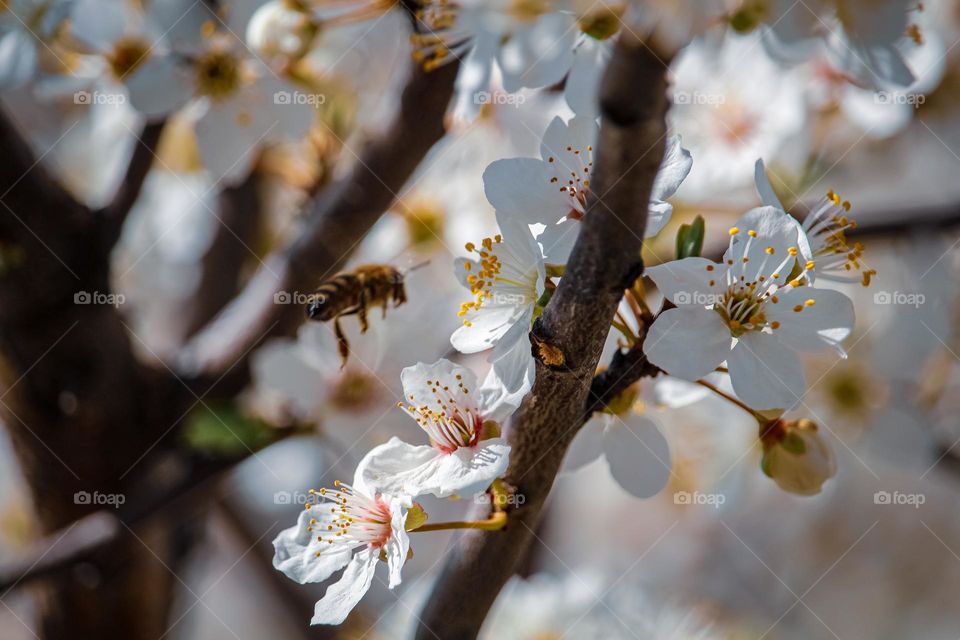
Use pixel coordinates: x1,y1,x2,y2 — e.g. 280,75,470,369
177,56,460,395
414,33,671,640
98,120,165,246
0,445,277,593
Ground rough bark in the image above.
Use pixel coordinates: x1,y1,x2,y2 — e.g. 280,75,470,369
414,34,672,640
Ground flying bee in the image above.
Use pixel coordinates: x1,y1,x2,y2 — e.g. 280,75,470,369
305,262,425,367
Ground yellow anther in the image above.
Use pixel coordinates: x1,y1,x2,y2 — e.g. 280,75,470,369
748,229,757,237
729,227,740,236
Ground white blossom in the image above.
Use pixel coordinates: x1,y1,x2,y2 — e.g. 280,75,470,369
451,217,545,399
273,468,412,625
643,206,855,409
484,115,692,263
361,359,513,498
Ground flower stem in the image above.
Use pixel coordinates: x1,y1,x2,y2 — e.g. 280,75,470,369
696,379,764,421
411,511,508,533
612,315,638,345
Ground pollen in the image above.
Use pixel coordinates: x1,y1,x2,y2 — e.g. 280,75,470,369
765,247,775,254
729,227,740,236
748,229,757,237
788,247,798,256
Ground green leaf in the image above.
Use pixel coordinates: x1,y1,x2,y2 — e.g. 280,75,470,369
182,402,275,456
675,215,705,259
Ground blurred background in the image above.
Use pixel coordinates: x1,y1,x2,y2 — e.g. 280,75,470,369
3,0,960,638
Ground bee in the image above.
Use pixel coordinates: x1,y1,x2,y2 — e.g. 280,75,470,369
305,263,415,366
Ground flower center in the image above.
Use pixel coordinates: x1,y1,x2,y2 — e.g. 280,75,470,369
458,235,503,324
305,481,392,552
708,226,814,336
412,0,469,71
402,196,445,249
547,143,594,215
509,0,550,22
399,374,484,453
329,369,378,412
108,36,151,79
195,49,242,100
578,3,625,40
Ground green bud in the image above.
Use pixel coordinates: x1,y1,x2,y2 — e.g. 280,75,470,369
675,215,705,259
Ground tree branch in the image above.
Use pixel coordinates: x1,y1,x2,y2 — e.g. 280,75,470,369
98,120,165,246
414,33,671,640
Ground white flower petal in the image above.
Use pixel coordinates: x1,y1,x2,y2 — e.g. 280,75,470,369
385,497,410,589
650,134,693,202
645,200,673,239
564,37,608,116
650,375,712,408
359,437,510,498
765,287,855,353
0,31,37,89
401,359,479,414
602,414,671,498
537,218,580,263
272,509,353,584
310,546,379,626
70,0,126,51
497,13,576,92
753,159,783,209
480,340,530,421
358,438,441,495
451,304,525,353
643,307,731,381
483,157,566,224
728,332,805,410
125,56,194,120
645,258,727,306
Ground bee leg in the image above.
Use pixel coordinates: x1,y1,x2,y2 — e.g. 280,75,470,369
357,288,370,333
394,281,407,308
334,317,350,368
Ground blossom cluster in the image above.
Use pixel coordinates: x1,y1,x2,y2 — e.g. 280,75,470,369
247,0,889,625
0,0,908,627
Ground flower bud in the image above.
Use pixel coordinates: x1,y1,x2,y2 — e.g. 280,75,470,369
246,0,319,61
760,418,836,496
